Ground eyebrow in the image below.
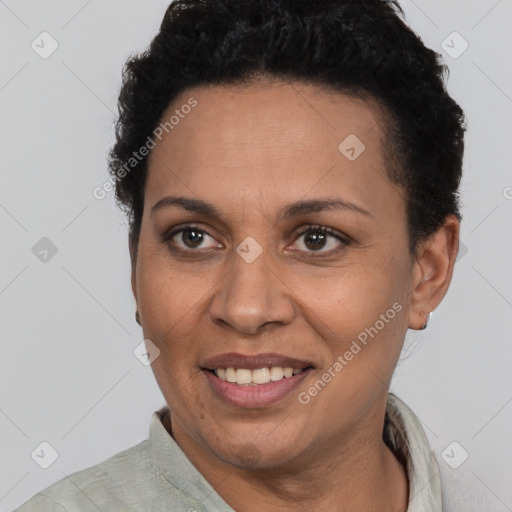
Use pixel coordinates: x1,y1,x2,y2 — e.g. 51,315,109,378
280,198,372,219
151,196,221,218
150,195,372,219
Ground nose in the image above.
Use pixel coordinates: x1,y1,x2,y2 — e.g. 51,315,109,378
208,245,296,335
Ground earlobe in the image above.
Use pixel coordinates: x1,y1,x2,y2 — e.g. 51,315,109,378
419,312,431,330
407,215,460,330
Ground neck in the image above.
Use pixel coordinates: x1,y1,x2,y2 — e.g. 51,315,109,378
167,400,409,511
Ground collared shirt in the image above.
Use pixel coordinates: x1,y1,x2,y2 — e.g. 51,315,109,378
15,394,444,511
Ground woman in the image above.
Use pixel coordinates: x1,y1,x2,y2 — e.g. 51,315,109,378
17,0,466,510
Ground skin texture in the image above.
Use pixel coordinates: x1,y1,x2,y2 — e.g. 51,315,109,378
130,80,459,511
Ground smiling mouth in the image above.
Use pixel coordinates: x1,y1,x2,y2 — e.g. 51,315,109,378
201,354,314,407
206,366,313,386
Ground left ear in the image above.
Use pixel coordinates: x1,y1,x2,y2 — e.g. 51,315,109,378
407,214,460,330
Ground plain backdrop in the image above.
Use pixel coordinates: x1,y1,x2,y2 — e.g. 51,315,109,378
1,0,511,510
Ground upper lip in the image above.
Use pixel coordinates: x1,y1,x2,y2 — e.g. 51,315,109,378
201,352,314,370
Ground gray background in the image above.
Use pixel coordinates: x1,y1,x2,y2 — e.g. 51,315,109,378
1,0,511,510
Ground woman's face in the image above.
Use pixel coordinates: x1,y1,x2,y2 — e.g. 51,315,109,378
133,81,419,469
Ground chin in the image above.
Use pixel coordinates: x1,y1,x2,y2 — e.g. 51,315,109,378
206,427,306,471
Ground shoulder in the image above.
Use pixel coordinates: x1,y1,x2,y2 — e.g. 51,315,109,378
14,439,155,511
14,406,211,512
387,394,501,512
435,448,501,511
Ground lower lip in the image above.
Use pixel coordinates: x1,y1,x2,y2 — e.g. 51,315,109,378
203,369,312,408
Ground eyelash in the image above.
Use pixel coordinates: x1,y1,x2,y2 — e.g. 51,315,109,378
293,225,350,254
162,223,351,256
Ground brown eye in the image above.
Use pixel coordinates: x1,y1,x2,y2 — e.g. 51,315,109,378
181,228,205,249
165,225,221,252
303,230,328,251
294,226,349,254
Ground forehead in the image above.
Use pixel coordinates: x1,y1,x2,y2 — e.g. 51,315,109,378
145,81,402,219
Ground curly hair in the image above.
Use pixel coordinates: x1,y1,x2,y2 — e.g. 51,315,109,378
109,0,466,258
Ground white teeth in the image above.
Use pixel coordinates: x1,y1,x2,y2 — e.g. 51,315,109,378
236,368,252,385
214,366,304,385
225,367,237,383
283,367,294,378
252,368,270,384
270,367,284,381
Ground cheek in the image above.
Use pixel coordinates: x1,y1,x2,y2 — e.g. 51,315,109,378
136,260,207,406
296,261,402,325
136,253,203,358
291,257,409,369
137,237,197,313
